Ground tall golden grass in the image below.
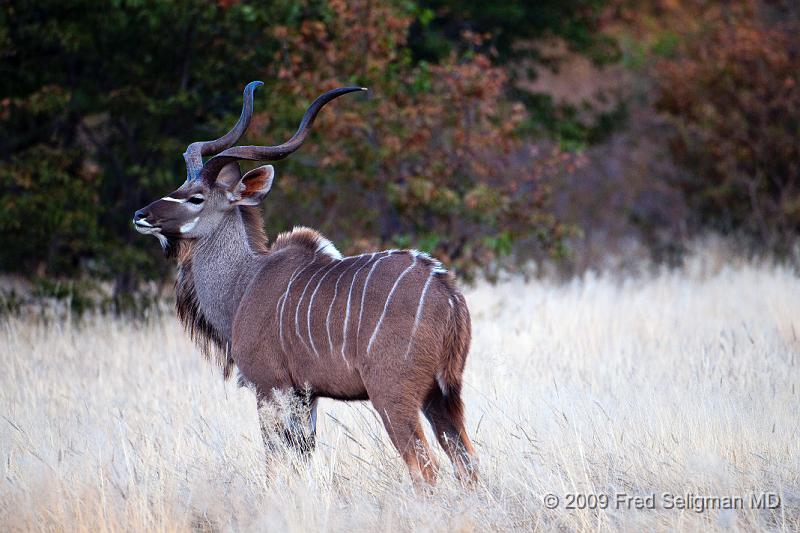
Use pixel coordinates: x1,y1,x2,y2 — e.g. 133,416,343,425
1,254,798,531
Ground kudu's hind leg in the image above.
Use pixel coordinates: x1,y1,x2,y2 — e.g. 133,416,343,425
422,386,478,486
369,393,439,486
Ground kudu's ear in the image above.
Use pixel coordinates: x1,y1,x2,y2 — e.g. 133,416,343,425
226,164,274,206
216,162,242,187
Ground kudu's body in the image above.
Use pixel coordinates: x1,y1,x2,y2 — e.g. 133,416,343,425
134,82,477,485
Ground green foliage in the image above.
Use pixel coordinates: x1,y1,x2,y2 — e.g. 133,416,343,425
30,277,96,315
650,31,679,59
514,91,628,152
0,289,22,317
411,0,616,63
0,0,293,282
0,146,100,274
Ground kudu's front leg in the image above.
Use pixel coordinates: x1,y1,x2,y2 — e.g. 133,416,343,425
257,388,317,458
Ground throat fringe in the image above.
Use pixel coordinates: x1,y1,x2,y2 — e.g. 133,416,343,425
174,240,235,379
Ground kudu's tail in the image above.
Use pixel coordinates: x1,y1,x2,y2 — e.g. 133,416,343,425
438,279,471,397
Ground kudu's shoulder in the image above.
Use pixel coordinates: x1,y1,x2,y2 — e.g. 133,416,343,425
271,226,342,261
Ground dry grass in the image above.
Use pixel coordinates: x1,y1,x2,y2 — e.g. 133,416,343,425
1,255,799,531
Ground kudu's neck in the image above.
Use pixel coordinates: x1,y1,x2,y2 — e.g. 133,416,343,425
186,208,263,341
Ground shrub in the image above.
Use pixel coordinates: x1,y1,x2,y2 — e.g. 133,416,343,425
655,1,800,252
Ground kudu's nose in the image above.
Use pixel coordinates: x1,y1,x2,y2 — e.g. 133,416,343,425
133,209,148,222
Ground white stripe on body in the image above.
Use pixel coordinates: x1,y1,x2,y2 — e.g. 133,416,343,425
326,255,371,362
355,251,397,359
402,269,436,359
366,255,418,357
278,260,314,352
294,262,332,353
341,253,380,362
306,260,342,357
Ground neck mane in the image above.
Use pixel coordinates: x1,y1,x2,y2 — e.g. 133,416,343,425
172,206,268,379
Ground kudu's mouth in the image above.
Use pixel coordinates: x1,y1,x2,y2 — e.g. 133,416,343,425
133,218,162,233
133,216,170,250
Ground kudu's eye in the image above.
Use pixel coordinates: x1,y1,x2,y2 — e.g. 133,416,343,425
187,195,204,205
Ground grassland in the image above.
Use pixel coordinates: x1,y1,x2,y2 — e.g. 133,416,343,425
1,254,798,531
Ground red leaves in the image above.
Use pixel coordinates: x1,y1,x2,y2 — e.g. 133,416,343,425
654,0,800,243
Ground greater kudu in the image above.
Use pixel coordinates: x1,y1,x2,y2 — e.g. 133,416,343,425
133,82,477,485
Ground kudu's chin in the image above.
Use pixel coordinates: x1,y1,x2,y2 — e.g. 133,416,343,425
134,221,172,252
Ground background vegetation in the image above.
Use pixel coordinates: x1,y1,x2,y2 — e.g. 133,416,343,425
1,0,798,305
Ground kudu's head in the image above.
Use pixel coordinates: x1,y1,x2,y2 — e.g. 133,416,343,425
133,81,365,248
